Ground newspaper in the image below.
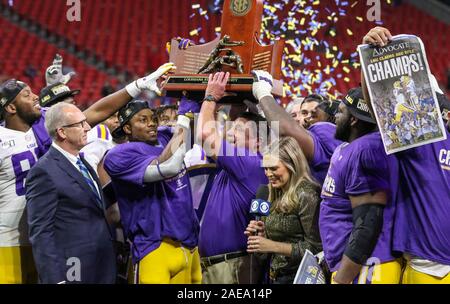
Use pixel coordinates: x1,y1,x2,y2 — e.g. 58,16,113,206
358,34,447,154
293,250,326,284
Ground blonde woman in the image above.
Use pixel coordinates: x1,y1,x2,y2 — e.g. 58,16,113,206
245,136,322,284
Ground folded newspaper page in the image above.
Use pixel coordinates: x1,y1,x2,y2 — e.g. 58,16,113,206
293,250,326,284
358,34,447,154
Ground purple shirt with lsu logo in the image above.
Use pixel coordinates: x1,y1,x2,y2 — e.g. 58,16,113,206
198,140,268,257
319,131,398,272
104,142,199,264
308,122,343,185
393,127,450,265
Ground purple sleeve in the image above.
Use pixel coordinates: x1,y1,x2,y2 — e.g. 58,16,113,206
157,126,173,148
345,147,391,196
309,123,342,169
216,140,262,181
32,108,52,158
104,144,159,187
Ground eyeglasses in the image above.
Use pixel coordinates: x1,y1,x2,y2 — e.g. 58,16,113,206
61,119,88,129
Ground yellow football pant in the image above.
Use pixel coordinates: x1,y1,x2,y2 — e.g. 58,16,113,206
138,239,201,284
0,246,37,284
402,264,450,284
395,104,414,122
332,259,403,284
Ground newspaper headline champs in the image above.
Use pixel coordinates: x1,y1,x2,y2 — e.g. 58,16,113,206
366,42,425,83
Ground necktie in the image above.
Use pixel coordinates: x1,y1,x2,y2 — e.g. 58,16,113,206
76,158,103,208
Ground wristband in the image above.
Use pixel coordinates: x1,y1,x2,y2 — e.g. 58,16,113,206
176,115,191,129
156,160,167,179
125,81,141,98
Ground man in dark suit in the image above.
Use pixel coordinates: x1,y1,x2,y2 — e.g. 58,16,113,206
25,102,116,284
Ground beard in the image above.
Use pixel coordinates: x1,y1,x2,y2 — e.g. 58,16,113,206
302,120,311,129
16,105,41,126
146,138,159,146
335,117,352,142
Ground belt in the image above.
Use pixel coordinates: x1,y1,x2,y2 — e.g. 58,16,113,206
201,251,248,268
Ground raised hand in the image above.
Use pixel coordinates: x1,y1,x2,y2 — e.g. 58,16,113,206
126,62,176,97
362,26,393,47
204,72,230,102
251,70,273,102
45,54,76,86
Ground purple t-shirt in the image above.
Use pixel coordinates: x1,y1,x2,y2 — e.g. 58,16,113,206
198,140,268,257
308,122,343,185
393,127,450,265
156,125,173,148
319,132,398,272
104,142,199,264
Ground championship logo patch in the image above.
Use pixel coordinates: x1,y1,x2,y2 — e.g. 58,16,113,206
51,85,70,95
230,0,251,16
0,97,8,107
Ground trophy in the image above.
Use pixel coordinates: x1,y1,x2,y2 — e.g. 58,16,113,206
162,0,285,103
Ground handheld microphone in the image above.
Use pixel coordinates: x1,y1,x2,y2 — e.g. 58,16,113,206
248,185,270,284
249,185,270,222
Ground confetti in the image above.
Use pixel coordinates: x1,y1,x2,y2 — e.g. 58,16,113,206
189,28,201,37
187,0,392,98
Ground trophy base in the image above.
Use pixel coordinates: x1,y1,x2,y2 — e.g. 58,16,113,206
162,74,283,103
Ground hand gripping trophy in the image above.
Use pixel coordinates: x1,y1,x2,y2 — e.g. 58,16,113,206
162,0,285,103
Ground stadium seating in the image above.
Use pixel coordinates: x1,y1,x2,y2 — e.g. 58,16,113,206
0,17,112,108
1,0,221,75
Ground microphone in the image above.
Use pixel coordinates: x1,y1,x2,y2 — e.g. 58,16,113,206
249,185,270,222
248,185,270,284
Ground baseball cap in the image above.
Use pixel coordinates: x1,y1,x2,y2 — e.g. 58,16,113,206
39,83,80,107
112,100,150,138
342,87,376,124
318,99,340,117
0,79,28,111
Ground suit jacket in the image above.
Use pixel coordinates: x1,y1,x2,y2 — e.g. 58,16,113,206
25,146,116,284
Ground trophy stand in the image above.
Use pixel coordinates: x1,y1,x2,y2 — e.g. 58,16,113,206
162,0,285,103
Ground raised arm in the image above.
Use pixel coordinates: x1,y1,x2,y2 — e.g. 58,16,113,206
360,27,393,117
196,72,230,160
144,98,200,182
252,71,315,160
84,63,176,127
